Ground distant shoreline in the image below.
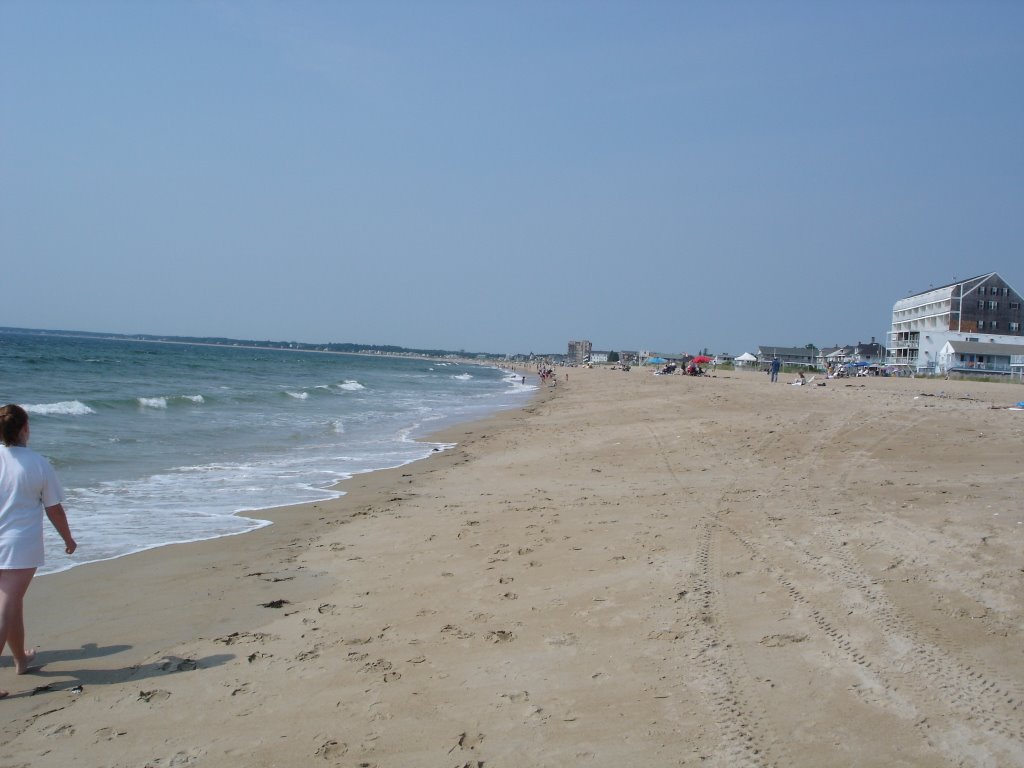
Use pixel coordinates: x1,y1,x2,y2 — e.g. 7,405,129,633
0,325,501,363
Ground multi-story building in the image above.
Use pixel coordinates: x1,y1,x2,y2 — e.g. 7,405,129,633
567,340,592,364
887,272,1024,373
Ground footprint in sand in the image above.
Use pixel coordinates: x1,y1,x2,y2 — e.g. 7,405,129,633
39,722,75,738
138,689,171,703
441,625,475,640
453,731,485,751
158,657,198,672
544,633,577,646
94,726,127,742
315,739,348,759
760,633,808,647
215,631,275,646
485,630,516,643
144,748,204,766
361,658,393,674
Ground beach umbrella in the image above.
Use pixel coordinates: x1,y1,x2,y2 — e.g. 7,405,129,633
691,355,712,364
647,357,667,364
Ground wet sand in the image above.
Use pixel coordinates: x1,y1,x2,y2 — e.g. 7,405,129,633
2,366,1023,767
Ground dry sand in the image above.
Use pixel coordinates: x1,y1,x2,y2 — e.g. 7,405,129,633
1,366,1022,767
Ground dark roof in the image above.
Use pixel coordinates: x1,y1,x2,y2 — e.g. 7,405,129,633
903,272,1022,300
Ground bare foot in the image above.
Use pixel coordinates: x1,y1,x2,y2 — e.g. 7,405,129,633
0,690,8,699
15,648,37,675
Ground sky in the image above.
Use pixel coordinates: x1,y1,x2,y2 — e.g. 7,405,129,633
2,2,1022,355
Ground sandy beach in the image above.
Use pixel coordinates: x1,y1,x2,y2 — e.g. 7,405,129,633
2,366,1023,767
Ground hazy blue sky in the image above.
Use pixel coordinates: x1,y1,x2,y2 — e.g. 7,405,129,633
2,2,1022,355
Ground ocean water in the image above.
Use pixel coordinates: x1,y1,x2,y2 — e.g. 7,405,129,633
0,331,535,574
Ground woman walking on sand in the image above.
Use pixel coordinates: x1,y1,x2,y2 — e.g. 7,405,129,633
0,404,76,697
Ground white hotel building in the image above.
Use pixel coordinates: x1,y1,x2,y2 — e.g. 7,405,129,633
887,272,1024,376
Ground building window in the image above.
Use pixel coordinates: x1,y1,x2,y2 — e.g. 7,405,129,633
991,322,998,330
978,300,985,310
1011,302,1021,311
979,286,987,295
988,301,999,310
1011,322,1021,332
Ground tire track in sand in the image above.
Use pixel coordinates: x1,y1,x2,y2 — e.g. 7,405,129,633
717,405,1024,766
647,424,786,768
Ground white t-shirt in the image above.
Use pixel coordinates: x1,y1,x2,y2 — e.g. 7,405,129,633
0,446,64,569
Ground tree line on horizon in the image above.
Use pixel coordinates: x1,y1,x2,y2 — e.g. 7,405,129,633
0,326,499,360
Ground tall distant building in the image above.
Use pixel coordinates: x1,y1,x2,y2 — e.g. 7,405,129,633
888,272,1024,374
567,340,592,364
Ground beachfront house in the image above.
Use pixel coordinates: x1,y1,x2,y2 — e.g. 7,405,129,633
850,339,885,364
820,345,847,369
820,339,886,370
937,340,1024,378
756,345,820,370
887,272,1024,374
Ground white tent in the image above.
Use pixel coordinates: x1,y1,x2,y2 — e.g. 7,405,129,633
734,352,757,366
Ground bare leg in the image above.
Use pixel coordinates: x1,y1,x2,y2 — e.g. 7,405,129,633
0,568,38,688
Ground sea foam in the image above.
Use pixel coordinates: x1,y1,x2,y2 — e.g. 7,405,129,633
24,400,95,416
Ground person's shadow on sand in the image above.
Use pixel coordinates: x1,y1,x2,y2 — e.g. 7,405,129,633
8,644,233,699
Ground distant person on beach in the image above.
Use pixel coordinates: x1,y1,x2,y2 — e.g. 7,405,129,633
770,357,781,383
0,404,77,697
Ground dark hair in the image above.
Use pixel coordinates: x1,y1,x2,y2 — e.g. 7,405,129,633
0,404,28,446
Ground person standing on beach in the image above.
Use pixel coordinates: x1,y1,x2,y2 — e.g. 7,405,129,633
770,356,781,383
0,404,77,697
